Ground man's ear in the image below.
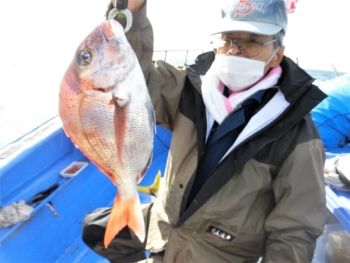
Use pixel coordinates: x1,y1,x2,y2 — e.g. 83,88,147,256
270,46,285,67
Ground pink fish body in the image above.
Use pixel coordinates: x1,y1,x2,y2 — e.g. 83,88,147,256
59,19,154,248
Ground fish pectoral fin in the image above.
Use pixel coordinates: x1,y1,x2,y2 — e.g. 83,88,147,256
113,96,129,163
104,195,145,248
137,171,161,197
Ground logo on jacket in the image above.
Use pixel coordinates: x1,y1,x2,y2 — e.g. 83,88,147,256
207,226,234,241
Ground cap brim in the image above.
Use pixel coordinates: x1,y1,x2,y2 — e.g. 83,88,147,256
211,20,282,36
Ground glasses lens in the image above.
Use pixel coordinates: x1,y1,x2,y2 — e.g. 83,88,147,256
212,39,231,54
212,38,264,57
239,39,261,57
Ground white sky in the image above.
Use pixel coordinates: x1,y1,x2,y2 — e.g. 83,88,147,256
0,0,349,146
147,0,350,72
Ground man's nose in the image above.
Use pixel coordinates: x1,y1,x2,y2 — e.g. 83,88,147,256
226,42,243,56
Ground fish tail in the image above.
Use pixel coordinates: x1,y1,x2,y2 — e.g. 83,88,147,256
104,194,145,248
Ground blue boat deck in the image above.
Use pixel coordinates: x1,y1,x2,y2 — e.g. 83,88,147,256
0,117,171,262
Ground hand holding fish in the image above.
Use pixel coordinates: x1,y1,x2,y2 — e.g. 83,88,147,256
106,0,145,22
106,0,144,32
108,0,145,13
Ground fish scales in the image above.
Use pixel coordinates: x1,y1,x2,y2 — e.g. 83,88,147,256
59,19,154,248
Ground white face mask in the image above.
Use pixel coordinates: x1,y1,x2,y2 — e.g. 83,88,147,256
212,48,279,92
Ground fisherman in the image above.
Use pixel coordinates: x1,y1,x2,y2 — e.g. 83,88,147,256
83,0,328,262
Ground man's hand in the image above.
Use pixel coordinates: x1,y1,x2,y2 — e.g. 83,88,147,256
107,0,145,16
126,0,145,13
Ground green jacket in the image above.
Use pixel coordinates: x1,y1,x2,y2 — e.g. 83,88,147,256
130,3,328,263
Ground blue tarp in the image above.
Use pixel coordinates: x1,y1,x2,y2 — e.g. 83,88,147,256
311,74,350,153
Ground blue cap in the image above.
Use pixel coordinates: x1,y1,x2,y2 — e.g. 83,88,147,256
212,0,288,36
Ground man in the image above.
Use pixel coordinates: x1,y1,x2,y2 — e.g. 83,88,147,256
83,0,328,262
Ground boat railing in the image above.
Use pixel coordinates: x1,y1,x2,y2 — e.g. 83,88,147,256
0,50,344,156
153,49,205,65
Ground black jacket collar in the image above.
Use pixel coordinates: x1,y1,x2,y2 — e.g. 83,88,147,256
186,51,215,92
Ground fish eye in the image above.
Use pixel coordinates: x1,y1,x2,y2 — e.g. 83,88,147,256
78,50,92,65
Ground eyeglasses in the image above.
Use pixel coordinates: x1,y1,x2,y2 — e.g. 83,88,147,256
211,37,278,57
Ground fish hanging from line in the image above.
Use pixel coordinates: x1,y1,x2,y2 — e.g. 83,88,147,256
59,18,155,248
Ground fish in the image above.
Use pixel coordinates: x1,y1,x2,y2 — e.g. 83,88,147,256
59,19,155,248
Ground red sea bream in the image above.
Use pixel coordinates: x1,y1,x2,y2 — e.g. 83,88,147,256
59,19,154,248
